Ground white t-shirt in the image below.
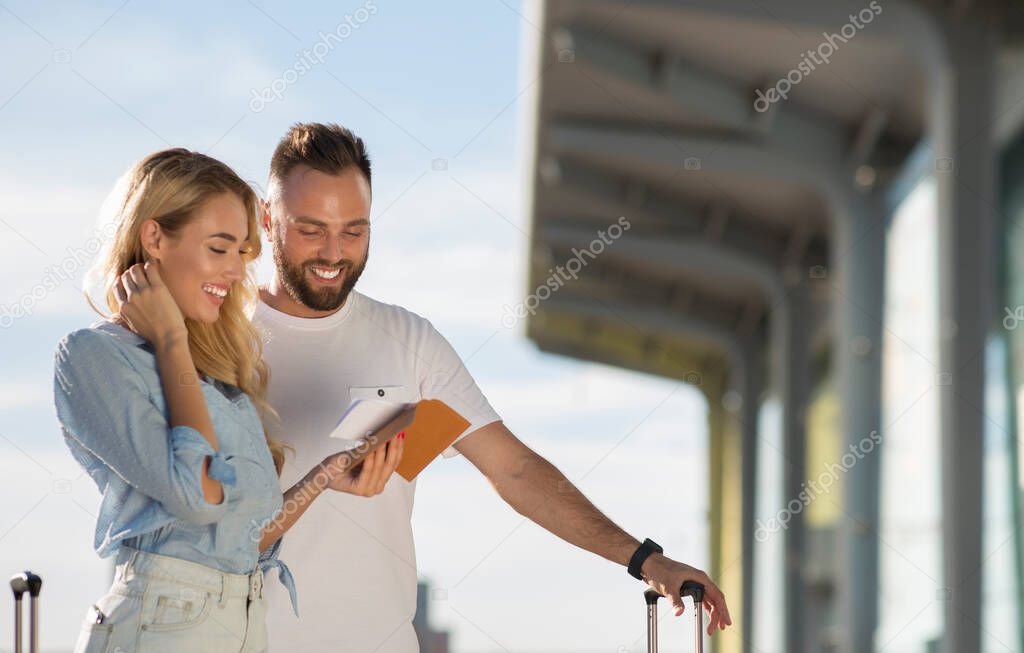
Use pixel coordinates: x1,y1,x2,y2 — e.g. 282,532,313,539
254,291,501,652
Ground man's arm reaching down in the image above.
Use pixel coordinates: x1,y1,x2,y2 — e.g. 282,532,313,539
455,421,732,635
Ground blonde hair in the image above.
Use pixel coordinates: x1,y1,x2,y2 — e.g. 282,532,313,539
87,148,289,474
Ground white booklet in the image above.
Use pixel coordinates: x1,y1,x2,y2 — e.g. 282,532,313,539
329,398,414,449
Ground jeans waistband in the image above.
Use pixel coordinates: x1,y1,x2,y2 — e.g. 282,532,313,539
114,546,263,604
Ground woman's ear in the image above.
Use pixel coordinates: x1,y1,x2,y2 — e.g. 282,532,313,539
139,219,163,262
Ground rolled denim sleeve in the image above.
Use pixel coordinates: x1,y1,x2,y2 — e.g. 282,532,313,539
170,425,238,486
54,329,235,525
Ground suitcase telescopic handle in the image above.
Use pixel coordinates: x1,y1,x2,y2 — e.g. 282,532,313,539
644,581,705,653
10,572,42,653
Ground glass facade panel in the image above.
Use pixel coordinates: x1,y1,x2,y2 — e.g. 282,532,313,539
878,177,943,650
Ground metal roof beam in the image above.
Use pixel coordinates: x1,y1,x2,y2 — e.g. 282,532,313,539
539,293,748,371
556,24,848,151
549,120,864,218
541,221,786,304
546,157,830,268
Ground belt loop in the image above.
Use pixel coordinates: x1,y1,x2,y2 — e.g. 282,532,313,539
248,568,262,601
218,570,229,609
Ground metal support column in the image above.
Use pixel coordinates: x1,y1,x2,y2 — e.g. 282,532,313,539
835,194,886,653
738,345,763,653
934,15,997,653
778,286,812,653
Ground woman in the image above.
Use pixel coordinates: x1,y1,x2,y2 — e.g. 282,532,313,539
53,148,403,652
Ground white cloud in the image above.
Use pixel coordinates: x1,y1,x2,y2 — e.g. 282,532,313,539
0,382,50,410
0,179,111,320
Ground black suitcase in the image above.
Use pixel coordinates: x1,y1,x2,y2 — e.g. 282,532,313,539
644,581,704,653
10,571,42,653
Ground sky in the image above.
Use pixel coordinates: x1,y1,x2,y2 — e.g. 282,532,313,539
0,2,713,651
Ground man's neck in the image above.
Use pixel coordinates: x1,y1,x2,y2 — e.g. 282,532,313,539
258,281,349,319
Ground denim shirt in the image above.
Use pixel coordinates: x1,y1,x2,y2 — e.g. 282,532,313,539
53,320,298,615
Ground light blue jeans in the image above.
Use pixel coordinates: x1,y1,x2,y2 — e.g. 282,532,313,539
73,547,268,653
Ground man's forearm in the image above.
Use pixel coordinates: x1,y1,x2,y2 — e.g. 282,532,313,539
459,424,732,632
494,450,640,567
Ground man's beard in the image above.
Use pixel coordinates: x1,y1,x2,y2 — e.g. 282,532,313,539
271,234,367,312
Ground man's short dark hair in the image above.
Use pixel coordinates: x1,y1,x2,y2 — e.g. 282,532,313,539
269,122,372,191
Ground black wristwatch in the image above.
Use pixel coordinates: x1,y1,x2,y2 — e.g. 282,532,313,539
627,538,663,581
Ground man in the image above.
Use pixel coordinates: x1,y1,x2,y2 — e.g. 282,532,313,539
256,122,731,651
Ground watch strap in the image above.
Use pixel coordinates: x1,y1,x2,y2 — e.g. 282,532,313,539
627,538,663,581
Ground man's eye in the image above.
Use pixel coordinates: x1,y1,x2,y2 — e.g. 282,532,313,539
299,230,319,236
344,231,363,238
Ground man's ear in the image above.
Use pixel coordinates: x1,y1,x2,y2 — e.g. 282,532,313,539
260,200,273,237
139,219,163,261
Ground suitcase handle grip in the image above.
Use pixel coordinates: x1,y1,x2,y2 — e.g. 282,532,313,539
11,571,42,653
9,572,41,600
644,581,705,605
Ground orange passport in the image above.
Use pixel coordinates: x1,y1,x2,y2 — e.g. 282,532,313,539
396,399,470,481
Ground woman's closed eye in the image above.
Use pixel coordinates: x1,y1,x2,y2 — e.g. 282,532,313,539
210,247,252,255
